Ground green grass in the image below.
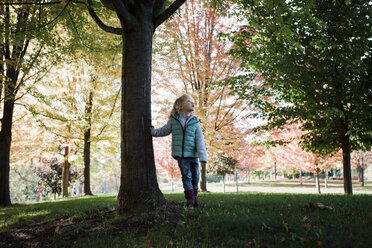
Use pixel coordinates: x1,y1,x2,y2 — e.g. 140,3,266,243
0,194,117,230
1,193,372,248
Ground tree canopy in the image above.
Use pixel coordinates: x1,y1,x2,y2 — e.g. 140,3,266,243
222,0,372,193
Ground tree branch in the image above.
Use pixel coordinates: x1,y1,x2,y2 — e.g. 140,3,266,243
111,0,136,27
153,0,166,16
0,1,61,5
87,0,122,35
154,0,186,29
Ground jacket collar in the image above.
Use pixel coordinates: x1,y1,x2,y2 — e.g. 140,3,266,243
171,113,197,122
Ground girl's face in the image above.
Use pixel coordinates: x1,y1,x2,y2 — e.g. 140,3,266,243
182,96,195,113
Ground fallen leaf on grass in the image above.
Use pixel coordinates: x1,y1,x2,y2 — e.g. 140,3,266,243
55,226,60,234
306,202,333,210
302,223,311,228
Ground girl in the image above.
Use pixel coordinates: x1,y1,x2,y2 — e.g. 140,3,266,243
150,94,208,207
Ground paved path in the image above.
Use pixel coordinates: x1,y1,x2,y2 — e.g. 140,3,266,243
159,180,372,194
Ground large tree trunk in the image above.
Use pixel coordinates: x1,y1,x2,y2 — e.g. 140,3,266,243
62,146,70,197
116,14,165,216
341,136,353,194
84,91,93,195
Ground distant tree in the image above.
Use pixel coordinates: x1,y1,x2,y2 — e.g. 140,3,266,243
33,157,80,199
27,60,120,197
0,0,118,206
352,150,372,186
236,143,267,183
209,153,237,193
153,136,181,192
224,0,372,194
270,123,342,192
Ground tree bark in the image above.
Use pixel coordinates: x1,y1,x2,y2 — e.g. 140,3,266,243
0,100,14,206
62,146,70,197
341,136,353,194
116,13,165,216
84,91,93,195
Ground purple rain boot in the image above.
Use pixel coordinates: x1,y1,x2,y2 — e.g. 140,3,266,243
193,188,199,207
184,189,195,207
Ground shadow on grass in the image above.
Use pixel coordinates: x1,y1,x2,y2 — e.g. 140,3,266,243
1,193,372,248
0,195,117,230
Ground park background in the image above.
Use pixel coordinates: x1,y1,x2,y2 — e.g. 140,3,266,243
1,0,371,247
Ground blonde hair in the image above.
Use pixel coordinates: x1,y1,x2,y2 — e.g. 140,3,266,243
170,94,193,116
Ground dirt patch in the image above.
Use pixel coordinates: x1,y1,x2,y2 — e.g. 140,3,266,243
0,202,184,248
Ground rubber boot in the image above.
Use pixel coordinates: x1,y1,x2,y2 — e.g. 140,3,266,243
193,188,199,207
184,189,195,207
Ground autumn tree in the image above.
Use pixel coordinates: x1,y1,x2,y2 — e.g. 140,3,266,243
352,150,372,187
236,144,268,183
153,0,247,191
0,0,121,206
271,124,342,193
209,153,237,193
33,157,80,199
0,1,73,206
26,60,120,197
153,136,181,192
224,0,372,194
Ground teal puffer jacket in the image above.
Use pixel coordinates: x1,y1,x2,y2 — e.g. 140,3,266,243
170,115,199,158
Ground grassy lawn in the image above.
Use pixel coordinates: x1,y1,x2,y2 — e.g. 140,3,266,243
1,193,371,247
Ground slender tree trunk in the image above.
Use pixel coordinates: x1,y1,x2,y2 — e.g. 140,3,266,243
200,161,207,191
324,169,328,189
315,167,321,194
62,146,70,197
360,153,364,187
247,170,251,184
84,91,93,195
116,14,165,216
0,99,14,206
222,175,225,193
341,136,353,194
274,162,277,180
299,170,303,185
236,172,239,193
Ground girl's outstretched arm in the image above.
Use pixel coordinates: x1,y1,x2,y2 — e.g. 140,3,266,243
151,119,172,137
